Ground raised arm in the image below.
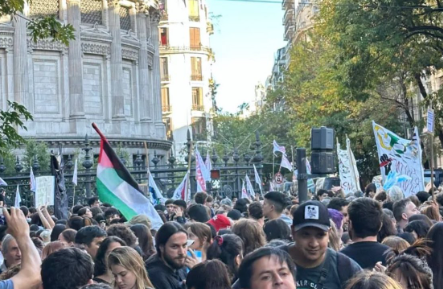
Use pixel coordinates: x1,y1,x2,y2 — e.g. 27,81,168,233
4,207,41,289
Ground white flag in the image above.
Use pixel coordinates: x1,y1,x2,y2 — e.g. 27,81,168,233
14,185,21,208
253,164,263,194
0,178,7,186
195,148,207,191
148,171,167,204
173,173,189,201
30,167,36,192
245,174,256,199
72,159,78,186
372,121,424,197
337,138,361,195
273,140,286,155
241,180,249,199
280,154,293,171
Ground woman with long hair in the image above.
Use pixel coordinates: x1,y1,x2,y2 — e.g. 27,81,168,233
427,222,443,287
94,236,127,284
108,246,154,289
207,234,243,283
58,229,77,247
129,224,155,261
231,219,266,256
185,222,213,261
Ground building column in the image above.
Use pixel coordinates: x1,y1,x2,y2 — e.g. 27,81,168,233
137,5,151,121
150,11,165,137
108,0,125,120
13,13,29,107
67,0,85,119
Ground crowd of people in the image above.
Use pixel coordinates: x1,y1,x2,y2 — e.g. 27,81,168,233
0,184,442,289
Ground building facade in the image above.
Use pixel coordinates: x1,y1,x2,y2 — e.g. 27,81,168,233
0,0,171,162
159,0,214,157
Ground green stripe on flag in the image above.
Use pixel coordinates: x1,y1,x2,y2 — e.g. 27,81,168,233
97,167,124,192
96,178,137,220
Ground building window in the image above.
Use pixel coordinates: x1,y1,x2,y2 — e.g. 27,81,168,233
29,0,59,19
190,28,201,50
192,117,206,138
161,87,171,112
160,58,169,81
119,6,131,30
160,28,168,46
81,0,103,25
191,57,202,81
192,87,203,110
160,0,168,20
188,0,200,22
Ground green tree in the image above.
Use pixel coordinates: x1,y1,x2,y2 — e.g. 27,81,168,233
22,139,50,171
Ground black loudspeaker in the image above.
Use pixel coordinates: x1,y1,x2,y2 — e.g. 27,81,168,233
310,127,336,174
311,151,336,174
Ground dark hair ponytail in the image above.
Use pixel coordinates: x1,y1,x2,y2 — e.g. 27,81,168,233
207,234,243,280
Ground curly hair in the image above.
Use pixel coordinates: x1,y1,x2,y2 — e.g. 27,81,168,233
106,224,137,247
387,254,434,289
231,219,266,255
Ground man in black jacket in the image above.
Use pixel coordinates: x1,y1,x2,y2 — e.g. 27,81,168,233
145,222,190,289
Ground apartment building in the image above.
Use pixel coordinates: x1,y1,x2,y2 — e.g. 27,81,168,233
159,0,214,157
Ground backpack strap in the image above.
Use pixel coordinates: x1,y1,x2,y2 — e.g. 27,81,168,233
336,252,354,288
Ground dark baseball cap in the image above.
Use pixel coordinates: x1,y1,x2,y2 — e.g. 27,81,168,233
292,201,330,232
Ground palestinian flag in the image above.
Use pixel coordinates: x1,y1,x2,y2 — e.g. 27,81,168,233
93,123,163,230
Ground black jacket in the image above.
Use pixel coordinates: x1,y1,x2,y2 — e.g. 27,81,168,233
145,254,187,289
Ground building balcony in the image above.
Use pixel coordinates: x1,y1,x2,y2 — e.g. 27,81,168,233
282,0,295,10
207,21,214,35
191,74,203,81
161,75,170,82
159,45,212,54
189,15,200,22
162,105,172,113
192,104,204,111
283,8,294,25
284,21,295,41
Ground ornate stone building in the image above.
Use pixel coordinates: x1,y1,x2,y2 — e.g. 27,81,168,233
1,0,171,162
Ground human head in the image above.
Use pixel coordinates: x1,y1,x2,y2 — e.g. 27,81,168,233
345,271,402,289
2,234,21,268
416,191,431,204
316,189,330,201
348,198,383,239
108,246,153,289
234,198,249,214
186,260,232,289
377,212,397,243
263,219,291,242
238,247,296,289
165,199,175,215
386,254,433,289
104,208,120,223
207,214,232,232
388,186,404,202
78,207,93,219
227,209,242,223
72,205,84,215
194,192,208,205
207,234,243,280
42,241,67,260
381,236,410,251
88,197,100,208
188,204,210,223
248,202,264,221
393,199,419,229
129,224,154,260
155,221,188,269
365,183,377,198
232,219,266,255
128,214,152,230
41,247,94,289
404,220,431,239
172,199,187,212
409,214,433,227
263,191,289,219
206,195,213,207
50,224,66,242
185,222,213,251
106,224,137,248
58,229,77,246
291,201,330,264
328,197,349,229
420,205,441,222
94,236,126,277
374,191,387,203
75,226,107,259
19,206,29,218
68,216,90,231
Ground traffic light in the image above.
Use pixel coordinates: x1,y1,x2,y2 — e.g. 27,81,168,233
310,127,336,174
